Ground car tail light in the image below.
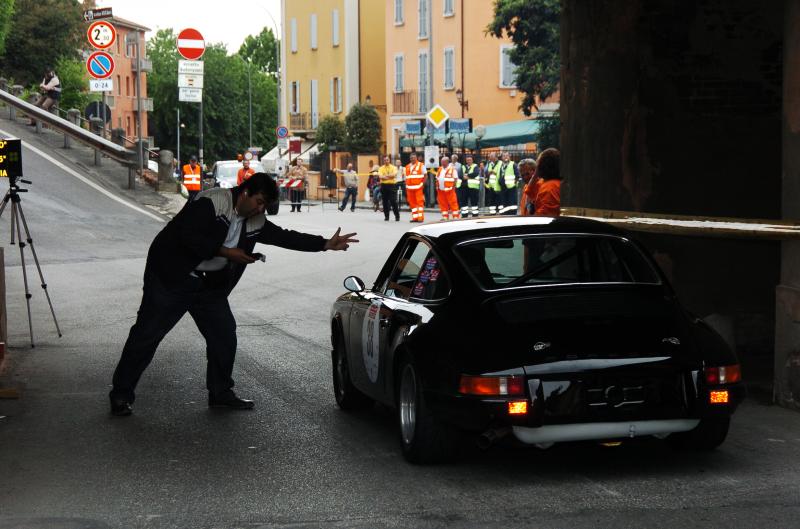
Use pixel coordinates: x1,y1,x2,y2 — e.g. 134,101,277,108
709,390,730,404
705,364,741,385
458,375,525,396
508,401,528,415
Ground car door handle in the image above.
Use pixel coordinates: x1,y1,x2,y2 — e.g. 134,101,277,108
379,318,390,328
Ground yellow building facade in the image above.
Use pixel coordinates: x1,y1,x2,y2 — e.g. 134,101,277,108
281,0,386,146
385,0,556,155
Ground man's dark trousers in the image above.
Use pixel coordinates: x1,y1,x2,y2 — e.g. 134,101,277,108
110,271,237,403
340,187,357,211
381,183,399,220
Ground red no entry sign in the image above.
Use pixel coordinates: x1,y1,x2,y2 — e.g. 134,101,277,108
177,28,205,60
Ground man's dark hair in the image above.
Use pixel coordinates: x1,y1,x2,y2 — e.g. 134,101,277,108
536,148,561,181
240,173,279,203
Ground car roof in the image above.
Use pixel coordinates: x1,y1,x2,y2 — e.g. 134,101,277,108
409,216,628,245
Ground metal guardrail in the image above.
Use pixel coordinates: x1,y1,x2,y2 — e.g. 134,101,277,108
0,87,138,166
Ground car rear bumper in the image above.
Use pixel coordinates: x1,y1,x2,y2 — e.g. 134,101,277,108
512,418,700,445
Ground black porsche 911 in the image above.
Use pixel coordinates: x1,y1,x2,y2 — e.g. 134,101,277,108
329,216,744,464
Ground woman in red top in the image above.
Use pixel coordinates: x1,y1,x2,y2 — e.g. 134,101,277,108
523,148,561,216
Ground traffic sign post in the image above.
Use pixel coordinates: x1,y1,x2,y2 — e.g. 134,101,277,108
275,126,289,139
426,104,450,130
87,20,116,49
177,28,206,60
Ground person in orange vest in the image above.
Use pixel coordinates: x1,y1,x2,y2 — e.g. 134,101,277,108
435,156,460,221
182,155,202,201
404,152,426,222
523,148,561,216
237,158,256,185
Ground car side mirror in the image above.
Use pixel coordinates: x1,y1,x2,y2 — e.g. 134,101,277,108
344,275,366,293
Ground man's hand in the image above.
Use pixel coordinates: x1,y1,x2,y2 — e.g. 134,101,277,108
219,247,257,264
324,227,359,251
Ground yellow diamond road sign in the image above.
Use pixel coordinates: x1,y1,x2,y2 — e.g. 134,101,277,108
426,104,450,129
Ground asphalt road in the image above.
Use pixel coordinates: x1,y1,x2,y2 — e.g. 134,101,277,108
2,138,800,529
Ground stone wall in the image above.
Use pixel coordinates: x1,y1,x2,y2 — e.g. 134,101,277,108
561,0,784,394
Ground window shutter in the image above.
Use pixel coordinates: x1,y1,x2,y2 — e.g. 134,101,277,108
291,18,297,53
330,78,334,112
310,14,318,50
337,78,342,112
332,9,340,46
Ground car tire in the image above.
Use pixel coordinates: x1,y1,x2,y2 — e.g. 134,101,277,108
331,331,373,411
396,354,457,464
668,417,730,450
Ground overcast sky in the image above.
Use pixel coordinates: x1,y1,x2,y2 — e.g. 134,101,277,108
95,0,282,54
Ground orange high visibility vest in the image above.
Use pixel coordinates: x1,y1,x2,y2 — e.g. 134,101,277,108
405,161,426,190
182,163,201,191
436,165,456,191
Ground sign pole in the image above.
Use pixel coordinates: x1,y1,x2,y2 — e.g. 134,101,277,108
199,97,204,186
101,92,107,138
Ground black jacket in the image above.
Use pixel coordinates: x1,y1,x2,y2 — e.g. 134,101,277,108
146,186,326,291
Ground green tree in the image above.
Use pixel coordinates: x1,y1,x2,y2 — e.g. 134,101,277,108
487,0,560,116
54,55,91,113
0,0,14,58
147,29,278,165
315,115,346,151
345,104,380,154
237,27,279,77
0,0,83,85
536,111,560,151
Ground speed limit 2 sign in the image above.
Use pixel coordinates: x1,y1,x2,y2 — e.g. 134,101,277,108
87,20,116,50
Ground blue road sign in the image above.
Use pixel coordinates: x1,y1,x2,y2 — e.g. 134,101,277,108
275,126,289,139
86,51,114,80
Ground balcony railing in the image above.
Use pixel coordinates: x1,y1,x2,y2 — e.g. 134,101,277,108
133,98,154,112
132,58,153,73
392,89,418,114
290,112,319,131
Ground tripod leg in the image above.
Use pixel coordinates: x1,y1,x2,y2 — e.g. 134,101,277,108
12,201,35,347
15,200,62,338
0,190,11,220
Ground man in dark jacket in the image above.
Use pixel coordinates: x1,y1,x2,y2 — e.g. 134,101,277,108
109,173,357,416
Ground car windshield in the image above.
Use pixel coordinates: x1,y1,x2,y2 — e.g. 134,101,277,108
455,234,660,290
217,162,264,181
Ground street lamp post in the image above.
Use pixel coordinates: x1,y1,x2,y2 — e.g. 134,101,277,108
474,125,486,214
246,58,253,149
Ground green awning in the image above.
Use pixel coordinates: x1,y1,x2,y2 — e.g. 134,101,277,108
399,118,542,149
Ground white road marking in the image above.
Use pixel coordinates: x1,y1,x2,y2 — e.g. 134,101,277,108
766,438,786,443
0,129,165,223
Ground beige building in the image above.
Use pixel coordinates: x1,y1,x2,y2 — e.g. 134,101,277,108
281,0,386,146
385,0,558,155
105,17,153,143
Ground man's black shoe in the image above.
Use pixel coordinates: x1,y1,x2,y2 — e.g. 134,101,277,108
110,399,133,417
209,393,255,410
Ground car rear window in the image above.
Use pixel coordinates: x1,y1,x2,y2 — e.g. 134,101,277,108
455,235,660,290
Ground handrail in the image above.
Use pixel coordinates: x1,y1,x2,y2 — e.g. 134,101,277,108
0,87,138,166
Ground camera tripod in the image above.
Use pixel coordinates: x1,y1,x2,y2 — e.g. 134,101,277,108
0,176,62,347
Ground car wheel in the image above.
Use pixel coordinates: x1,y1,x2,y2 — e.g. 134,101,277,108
668,417,730,450
397,354,457,464
331,330,373,410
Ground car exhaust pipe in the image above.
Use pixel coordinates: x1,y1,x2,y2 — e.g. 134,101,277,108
477,427,511,450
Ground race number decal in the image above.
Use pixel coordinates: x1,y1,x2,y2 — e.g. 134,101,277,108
361,300,382,383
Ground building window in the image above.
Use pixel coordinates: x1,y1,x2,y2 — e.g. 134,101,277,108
443,47,454,89
126,76,130,96
443,0,454,16
310,14,318,50
126,115,131,136
418,50,429,113
291,18,298,53
330,76,343,113
116,75,121,95
418,0,429,39
500,45,516,88
394,54,404,93
291,81,300,113
394,0,404,25
332,9,340,46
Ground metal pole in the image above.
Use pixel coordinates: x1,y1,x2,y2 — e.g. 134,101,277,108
101,93,107,138
176,107,181,175
199,97,204,186
248,60,253,148
134,40,143,191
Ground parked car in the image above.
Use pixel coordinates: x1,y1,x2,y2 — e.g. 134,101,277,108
208,160,266,189
329,216,744,463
